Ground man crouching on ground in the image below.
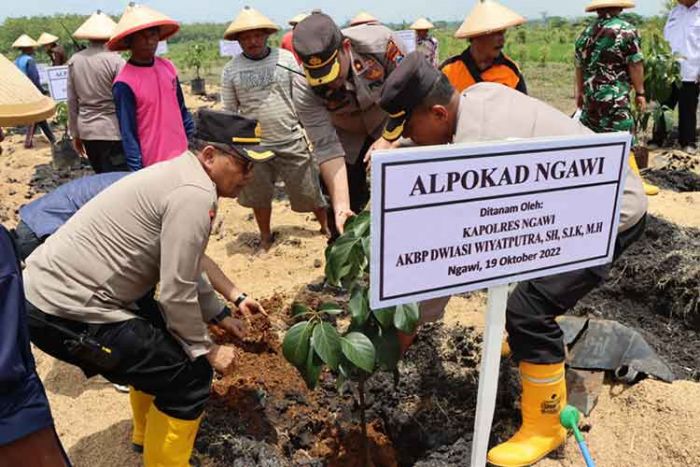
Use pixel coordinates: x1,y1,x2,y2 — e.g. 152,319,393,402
379,52,648,467
23,109,275,467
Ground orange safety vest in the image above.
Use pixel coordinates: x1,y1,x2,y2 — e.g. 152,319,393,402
440,48,527,94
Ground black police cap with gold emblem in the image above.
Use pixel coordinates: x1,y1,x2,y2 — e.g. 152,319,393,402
194,108,275,162
379,51,443,141
292,11,343,87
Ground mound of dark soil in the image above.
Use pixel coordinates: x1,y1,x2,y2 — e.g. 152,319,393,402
644,169,700,192
197,302,518,466
573,215,700,380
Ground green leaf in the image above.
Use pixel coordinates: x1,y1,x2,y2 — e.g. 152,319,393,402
291,302,311,317
301,348,324,390
311,322,342,370
318,302,344,315
373,306,395,330
325,235,359,285
348,286,370,326
371,327,402,372
394,303,421,334
340,332,376,373
282,321,314,367
361,236,371,261
350,211,370,238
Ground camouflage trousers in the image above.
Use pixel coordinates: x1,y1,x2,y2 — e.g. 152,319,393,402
581,100,634,134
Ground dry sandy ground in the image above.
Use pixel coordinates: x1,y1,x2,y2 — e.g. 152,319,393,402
1,123,699,466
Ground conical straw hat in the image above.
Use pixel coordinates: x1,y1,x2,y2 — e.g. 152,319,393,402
350,11,379,26
0,53,55,126
37,32,59,46
288,12,309,27
455,1,526,39
107,3,180,52
12,34,38,48
224,6,279,40
410,18,435,30
73,10,118,40
585,0,635,12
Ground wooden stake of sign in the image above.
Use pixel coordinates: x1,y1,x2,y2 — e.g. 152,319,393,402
470,284,509,467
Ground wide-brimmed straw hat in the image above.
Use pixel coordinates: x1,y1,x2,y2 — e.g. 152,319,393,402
455,0,526,39
288,12,309,27
0,53,55,126
107,3,180,52
73,10,118,41
36,32,59,46
410,18,435,31
585,0,635,12
350,11,379,26
12,34,38,48
224,6,279,41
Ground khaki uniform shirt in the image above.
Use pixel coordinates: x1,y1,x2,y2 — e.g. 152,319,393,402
454,83,647,232
67,42,125,141
293,23,407,164
24,152,224,360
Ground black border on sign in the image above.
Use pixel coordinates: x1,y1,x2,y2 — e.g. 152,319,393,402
378,140,628,302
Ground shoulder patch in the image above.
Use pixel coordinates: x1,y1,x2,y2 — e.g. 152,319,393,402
385,39,404,64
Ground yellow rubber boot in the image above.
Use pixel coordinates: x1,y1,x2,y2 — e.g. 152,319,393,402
143,405,202,467
129,387,155,451
629,153,659,196
487,362,567,467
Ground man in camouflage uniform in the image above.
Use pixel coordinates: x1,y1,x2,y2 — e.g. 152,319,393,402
292,11,406,238
575,0,646,134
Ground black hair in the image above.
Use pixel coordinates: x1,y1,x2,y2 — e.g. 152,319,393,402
417,73,456,111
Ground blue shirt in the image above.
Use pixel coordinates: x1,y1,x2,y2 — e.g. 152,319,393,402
19,172,129,238
0,226,55,445
15,54,42,90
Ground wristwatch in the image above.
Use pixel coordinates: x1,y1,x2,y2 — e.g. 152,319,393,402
233,293,248,308
210,306,232,325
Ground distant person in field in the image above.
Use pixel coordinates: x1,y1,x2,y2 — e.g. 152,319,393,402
37,32,67,66
68,11,127,173
575,0,646,135
379,52,648,467
108,3,194,171
654,0,699,154
280,12,307,64
440,0,527,94
12,34,56,148
411,18,439,67
221,6,329,250
575,1,659,196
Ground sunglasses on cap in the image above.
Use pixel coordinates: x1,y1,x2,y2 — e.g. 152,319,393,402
209,143,254,173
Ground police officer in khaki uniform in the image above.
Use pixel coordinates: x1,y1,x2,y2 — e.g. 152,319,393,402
379,52,648,467
292,11,406,236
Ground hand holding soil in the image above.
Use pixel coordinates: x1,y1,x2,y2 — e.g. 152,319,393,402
206,345,240,374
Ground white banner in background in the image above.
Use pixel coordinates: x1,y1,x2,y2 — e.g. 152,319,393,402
219,40,242,57
46,65,69,102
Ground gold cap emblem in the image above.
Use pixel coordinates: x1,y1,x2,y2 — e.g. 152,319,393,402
254,123,263,138
309,56,322,66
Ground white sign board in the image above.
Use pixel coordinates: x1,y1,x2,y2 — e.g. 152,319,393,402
219,40,242,57
156,41,168,56
370,133,630,309
37,63,50,86
394,29,416,53
46,65,69,102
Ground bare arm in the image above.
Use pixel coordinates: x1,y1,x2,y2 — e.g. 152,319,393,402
201,254,267,316
319,158,353,233
628,61,646,112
